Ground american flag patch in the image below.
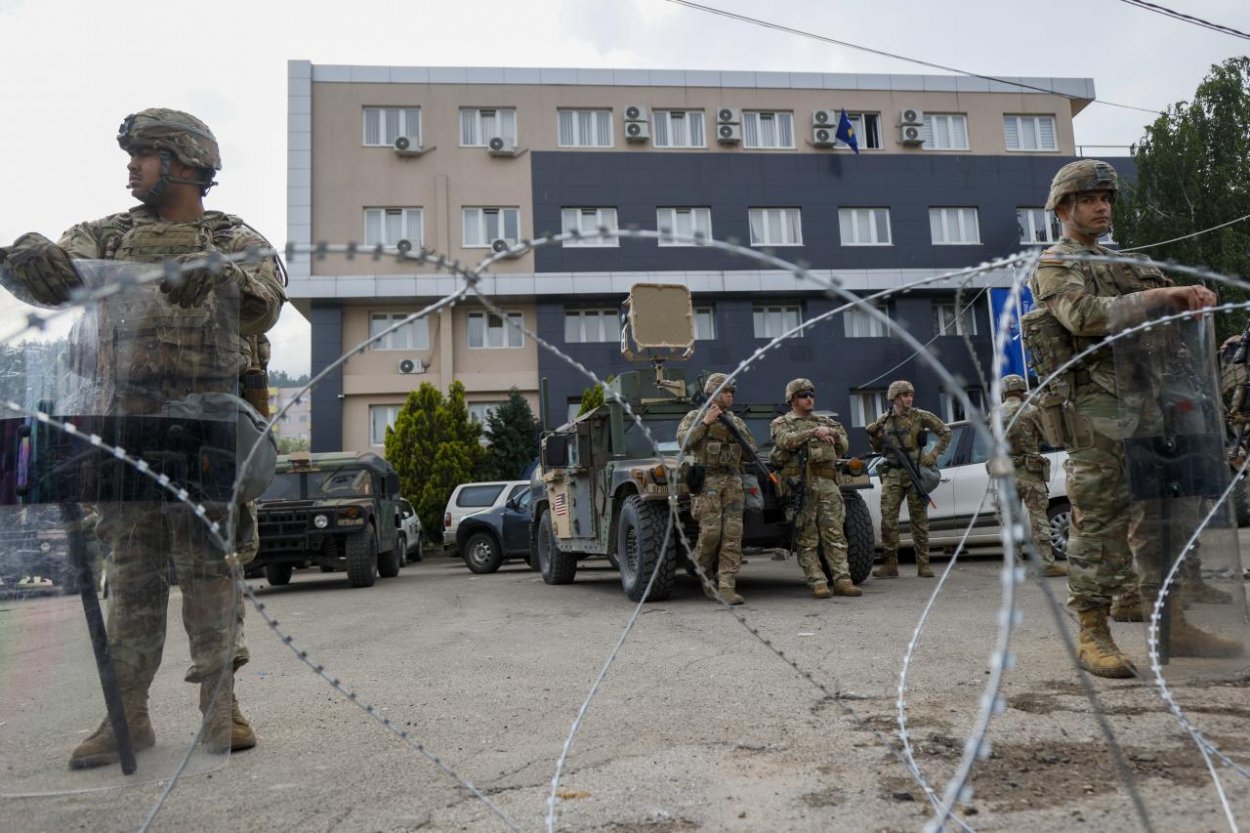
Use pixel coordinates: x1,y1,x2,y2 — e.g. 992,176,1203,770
553,492,568,516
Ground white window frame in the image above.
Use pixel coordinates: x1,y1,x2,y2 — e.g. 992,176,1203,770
459,107,518,147
467,311,524,349
463,207,521,248
922,113,970,150
561,208,619,247
369,312,430,351
362,107,421,147
369,404,403,447
653,109,706,148
850,390,888,428
557,109,613,148
844,303,888,338
753,304,803,340
939,389,984,423
656,207,713,246
743,111,795,149
933,302,980,336
1003,114,1057,152
748,208,803,247
1017,207,1061,245
929,207,981,245
694,306,716,341
564,308,621,344
364,207,423,248
838,208,892,246
840,112,882,150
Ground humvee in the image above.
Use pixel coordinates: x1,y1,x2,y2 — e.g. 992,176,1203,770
255,451,405,588
531,283,874,602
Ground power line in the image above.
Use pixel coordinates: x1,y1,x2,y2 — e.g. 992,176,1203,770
1118,0,1250,41
1119,212,1250,251
666,0,1162,115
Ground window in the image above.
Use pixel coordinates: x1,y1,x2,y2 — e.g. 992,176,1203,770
753,304,802,339
1004,115,1057,152
748,208,803,246
561,208,619,247
363,107,420,147
364,208,423,247
456,484,506,507
653,110,705,148
933,302,979,336
1017,208,1061,245
566,401,582,423
840,113,882,150
468,311,523,349
940,388,984,423
557,109,613,147
844,303,888,338
694,307,716,341
564,309,621,343
463,207,521,247
467,402,506,425
839,208,892,246
369,312,430,351
460,108,517,146
656,207,712,246
743,111,794,148
369,404,402,446
850,390,888,428
929,208,980,245
923,113,969,150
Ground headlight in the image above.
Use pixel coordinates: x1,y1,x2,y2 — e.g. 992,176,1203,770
313,514,329,529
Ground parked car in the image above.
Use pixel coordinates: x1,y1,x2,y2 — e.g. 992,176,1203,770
862,420,1071,557
457,488,533,573
398,498,423,563
443,480,529,553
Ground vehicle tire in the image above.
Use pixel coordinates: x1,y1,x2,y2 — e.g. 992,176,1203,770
1047,500,1071,560
378,535,402,578
616,495,677,602
844,490,876,585
394,535,407,569
1234,477,1250,528
265,562,294,586
464,531,505,574
345,532,378,588
537,509,576,585
411,533,423,562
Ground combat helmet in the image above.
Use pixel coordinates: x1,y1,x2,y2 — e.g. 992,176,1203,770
1045,159,1118,211
1001,374,1028,397
887,380,914,400
704,372,735,395
118,108,221,200
785,378,815,401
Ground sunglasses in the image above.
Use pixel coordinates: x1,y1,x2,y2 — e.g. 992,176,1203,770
795,391,815,399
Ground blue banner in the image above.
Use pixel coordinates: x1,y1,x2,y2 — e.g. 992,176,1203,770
989,286,1035,380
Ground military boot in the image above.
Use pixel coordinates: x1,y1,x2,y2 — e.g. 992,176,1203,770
1076,608,1136,679
198,678,235,754
873,552,899,579
1182,577,1233,606
230,693,257,752
1167,610,1245,658
1110,586,1146,622
811,581,832,599
69,698,156,769
916,553,935,578
717,579,744,606
1042,562,1069,578
833,578,862,597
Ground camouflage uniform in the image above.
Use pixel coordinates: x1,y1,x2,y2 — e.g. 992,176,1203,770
990,381,1064,573
866,395,950,576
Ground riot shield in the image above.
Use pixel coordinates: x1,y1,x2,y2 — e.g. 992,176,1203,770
1114,313,1248,681
0,260,244,794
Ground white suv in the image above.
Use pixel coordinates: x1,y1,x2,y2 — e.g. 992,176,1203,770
443,481,529,552
863,420,1070,556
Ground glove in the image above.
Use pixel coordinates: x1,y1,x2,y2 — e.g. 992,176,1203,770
865,422,881,436
160,253,241,308
3,233,83,305
920,453,937,468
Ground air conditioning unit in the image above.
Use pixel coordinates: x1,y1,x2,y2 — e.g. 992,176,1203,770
487,136,518,157
899,107,924,126
624,120,650,142
716,123,741,144
491,238,522,258
393,136,426,156
398,358,425,375
623,104,648,122
899,123,924,146
812,109,838,126
812,126,836,147
716,107,741,125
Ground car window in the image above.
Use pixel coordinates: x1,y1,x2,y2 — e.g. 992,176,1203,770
931,424,963,468
968,426,992,465
516,489,531,509
508,483,528,500
457,484,506,507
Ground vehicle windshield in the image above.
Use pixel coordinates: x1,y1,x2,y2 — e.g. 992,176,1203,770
261,467,375,500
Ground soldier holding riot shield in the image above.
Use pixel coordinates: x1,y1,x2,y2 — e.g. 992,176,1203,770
0,108,284,771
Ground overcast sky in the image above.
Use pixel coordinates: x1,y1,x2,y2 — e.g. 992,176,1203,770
1,0,1245,375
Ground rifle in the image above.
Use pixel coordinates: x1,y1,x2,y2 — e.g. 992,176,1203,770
787,447,809,559
716,412,779,487
877,425,937,509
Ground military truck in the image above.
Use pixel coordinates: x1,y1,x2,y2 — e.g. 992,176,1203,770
530,283,875,602
255,451,406,588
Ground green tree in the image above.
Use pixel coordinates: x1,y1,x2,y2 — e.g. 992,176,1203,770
269,369,311,388
1115,56,1250,340
577,374,614,416
276,436,310,454
478,389,539,480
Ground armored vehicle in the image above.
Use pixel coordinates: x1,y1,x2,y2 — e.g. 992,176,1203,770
531,284,874,602
255,451,406,588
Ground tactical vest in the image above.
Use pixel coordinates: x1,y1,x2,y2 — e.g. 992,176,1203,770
695,420,744,470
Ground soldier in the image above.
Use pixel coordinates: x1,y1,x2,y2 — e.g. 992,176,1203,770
0,109,286,764
676,372,756,605
990,374,1067,578
1026,158,1240,678
865,380,951,578
770,379,860,599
